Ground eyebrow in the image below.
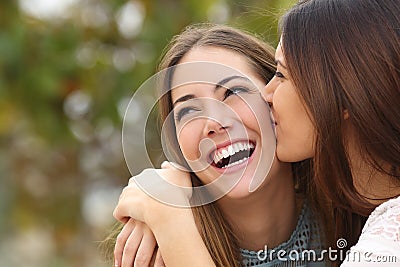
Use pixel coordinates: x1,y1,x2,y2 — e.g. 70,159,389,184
173,94,195,106
214,75,250,91
172,75,250,106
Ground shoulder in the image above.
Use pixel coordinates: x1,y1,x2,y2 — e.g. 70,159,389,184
341,196,400,266
360,196,400,242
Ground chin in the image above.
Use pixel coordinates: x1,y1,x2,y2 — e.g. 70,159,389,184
222,174,256,199
224,188,252,200
277,148,300,163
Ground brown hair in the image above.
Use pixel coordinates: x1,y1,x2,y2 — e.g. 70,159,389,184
157,23,277,267
279,0,400,251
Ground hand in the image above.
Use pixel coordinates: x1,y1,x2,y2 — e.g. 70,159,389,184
113,162,193,229
113,162,212,267
113,162,180,266
114,219,165,267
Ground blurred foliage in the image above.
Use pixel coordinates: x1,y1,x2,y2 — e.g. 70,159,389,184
0,0,295,266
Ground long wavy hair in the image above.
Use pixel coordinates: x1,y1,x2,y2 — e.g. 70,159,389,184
158,23,276,267
279,0,400,252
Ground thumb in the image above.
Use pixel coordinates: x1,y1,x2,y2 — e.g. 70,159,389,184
160,161,174,169
161,161,188,171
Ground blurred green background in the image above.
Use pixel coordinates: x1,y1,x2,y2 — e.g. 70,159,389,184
0,0,295,266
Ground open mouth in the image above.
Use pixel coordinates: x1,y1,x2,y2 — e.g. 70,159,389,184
210,141,255,169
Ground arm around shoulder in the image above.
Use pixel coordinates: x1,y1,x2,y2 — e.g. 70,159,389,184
151,207,216,267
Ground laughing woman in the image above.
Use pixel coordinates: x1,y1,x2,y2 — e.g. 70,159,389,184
111,24,326,267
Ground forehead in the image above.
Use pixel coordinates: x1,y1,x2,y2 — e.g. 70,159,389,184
275,42,285,64
170,46,258,100
179,46,250,67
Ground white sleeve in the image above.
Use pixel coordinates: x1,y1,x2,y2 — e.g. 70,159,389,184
341,196,400,267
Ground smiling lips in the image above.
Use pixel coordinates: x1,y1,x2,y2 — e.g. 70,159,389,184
211,141,255,169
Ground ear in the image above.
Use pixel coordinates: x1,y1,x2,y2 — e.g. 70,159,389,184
343,109,349,120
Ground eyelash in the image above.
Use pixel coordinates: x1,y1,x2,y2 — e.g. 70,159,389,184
175,106,200,122
175,86,251,122
275,71,285,79
223,86,250,100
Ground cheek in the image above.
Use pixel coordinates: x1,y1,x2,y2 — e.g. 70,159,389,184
176,121,202,161
275,88,316,155
287,91,315,138
273,87,289,110
275,86,303,118
251,100,271,129
230,98,264,131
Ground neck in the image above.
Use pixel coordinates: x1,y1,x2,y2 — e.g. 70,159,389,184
216,163,299,251
346,133,400,205
351,158,400,205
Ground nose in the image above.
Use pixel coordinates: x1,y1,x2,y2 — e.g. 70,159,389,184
203,118,230,137
200,98,234,137
261,77,276,107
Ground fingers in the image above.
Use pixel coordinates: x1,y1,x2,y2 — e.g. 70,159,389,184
128,176,136,186
115,168,194,225
113,188,130,223
161,161,186,171
153,248,166,267
114,219,158,267
161,161,173,169
121,221,145,267
113,185,143,223
134,224,157,267
114,219,135,267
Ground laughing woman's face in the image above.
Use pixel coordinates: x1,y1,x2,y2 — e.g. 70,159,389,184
170,46,278,199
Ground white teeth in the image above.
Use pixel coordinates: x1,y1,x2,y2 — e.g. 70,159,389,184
238,143,244,150
228,146,234,155
212,141,254,164
222,149,229,158
222,157,248,169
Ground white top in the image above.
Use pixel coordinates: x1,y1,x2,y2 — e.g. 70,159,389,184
341,196,400,266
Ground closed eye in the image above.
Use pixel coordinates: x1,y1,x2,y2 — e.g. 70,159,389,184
223,86,250,100
274,71,285,79
175,106,201,122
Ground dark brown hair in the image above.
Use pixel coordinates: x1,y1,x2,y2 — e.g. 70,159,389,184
279,0,400,251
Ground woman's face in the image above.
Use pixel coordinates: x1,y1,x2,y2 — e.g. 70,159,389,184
170,46,279,198
262,40,316,162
